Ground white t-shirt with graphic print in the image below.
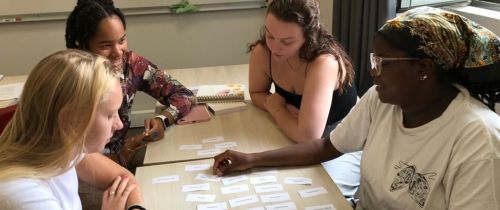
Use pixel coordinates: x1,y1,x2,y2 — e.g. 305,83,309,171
330,85,500,210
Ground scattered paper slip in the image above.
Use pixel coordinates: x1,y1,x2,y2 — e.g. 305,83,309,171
260,192,291,203
0,83,24,101
298,187,328,198
254,183,284,193
197,148,222,156
228,195,259,207
185,164,211,171
186,194,216,202
250,176,277,185
284,177,312,185
201,136,225,143
305,204,336,210
214,141,237,149
152,175,179,184
180,144,203,150
220,184,249,195
196,173,221,182
197,202,228,210
182,183,210,192
221,175,249,185
265,202,297,210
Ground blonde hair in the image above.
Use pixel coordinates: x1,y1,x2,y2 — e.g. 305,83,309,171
0,49,120,181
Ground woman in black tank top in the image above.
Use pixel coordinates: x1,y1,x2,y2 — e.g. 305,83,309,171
246,0,361,198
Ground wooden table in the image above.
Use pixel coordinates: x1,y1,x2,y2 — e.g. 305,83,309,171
143,64,292,165
136,159,353,210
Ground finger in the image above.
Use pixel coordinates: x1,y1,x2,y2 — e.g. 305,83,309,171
108,176,122,197
116,176,130,197
122,183,137,198
143,118,153,132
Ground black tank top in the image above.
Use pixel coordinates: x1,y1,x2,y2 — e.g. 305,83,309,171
270,55,357,125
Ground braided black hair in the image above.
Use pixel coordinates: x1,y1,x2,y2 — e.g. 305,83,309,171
65,0,126,50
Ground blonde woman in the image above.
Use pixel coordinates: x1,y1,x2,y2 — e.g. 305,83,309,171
0,49,145,210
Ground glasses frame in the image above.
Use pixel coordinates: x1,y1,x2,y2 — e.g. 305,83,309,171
370,53,419,77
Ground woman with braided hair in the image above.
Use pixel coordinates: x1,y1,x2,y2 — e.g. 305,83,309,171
214,7,500,209
66,0,195,168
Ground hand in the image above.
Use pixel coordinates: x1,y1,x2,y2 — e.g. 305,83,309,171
119,134,147,166
264,93,286,113
285,104,299,118
143,117,165,142
101,176,137,210
213,150,253,176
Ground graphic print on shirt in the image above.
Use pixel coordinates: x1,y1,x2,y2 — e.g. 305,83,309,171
390,161,437,208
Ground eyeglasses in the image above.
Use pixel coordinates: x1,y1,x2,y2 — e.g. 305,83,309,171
369,53,419,77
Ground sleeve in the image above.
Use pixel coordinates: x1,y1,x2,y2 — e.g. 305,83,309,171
444,121,500,209
128,52,195,119
0,182,63,210
329,86,378,153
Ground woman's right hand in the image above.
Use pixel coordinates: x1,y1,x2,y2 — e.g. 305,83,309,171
101,176,137,210
213,150,254,176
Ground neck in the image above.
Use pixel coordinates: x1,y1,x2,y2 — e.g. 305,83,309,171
401,84,459,128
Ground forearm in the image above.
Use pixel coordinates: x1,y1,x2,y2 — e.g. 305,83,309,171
249,137,342,168
250,92,270,110
76,153,143,204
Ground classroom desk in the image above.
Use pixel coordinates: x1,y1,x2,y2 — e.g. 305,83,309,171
144,103,292,165
135,159,353,210
143,64,293,165
0,75,26,108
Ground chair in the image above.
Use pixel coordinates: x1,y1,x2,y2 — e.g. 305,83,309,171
0,104,16,134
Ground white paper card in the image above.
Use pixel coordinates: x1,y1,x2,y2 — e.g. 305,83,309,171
246,207,265,210
214,141,237,149
152,175,179,184
182,183,210,192
197,148,222,156
196,173,221,182
197,202,228,210
202,136,225,143
185,164,211,171
254,183,284,193
186,194,216,202
221,175,249,185
250,176,277,185
265,202,297,210
228,195,259,207
284,177,312,185
251,168,279,175
180,144,203,150
260,192,291,203
298,187,328,198
220,184,249,195
0,83,24,100
304,204,336,210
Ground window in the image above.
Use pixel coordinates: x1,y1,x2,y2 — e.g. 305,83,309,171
398,0,470,11
471,0,500,11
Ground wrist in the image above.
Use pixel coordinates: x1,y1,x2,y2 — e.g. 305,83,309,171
154,114,170,129
126,204,146,210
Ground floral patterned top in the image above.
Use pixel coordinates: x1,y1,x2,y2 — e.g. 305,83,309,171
104,51,194,154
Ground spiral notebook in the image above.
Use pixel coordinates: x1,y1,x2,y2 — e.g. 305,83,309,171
195,84,245,103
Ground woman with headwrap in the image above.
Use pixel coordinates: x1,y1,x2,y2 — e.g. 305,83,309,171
211,7,500,209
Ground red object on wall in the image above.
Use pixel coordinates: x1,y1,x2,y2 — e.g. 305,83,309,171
0,104,16,134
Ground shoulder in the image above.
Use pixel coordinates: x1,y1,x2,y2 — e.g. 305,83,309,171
306,54,340,82
0,179,61,210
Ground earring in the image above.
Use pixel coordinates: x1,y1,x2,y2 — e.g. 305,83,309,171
420,75,428,81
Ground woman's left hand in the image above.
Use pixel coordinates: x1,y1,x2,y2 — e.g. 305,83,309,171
101,176,137,210
143,117,165,142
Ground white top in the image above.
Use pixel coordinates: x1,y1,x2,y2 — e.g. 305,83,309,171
0,166,82,210
330,85,500,210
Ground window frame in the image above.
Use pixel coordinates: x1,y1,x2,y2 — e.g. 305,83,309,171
471,0,500,11
397,0,470,12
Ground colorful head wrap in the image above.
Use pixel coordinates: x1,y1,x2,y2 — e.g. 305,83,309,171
377,6,500,84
